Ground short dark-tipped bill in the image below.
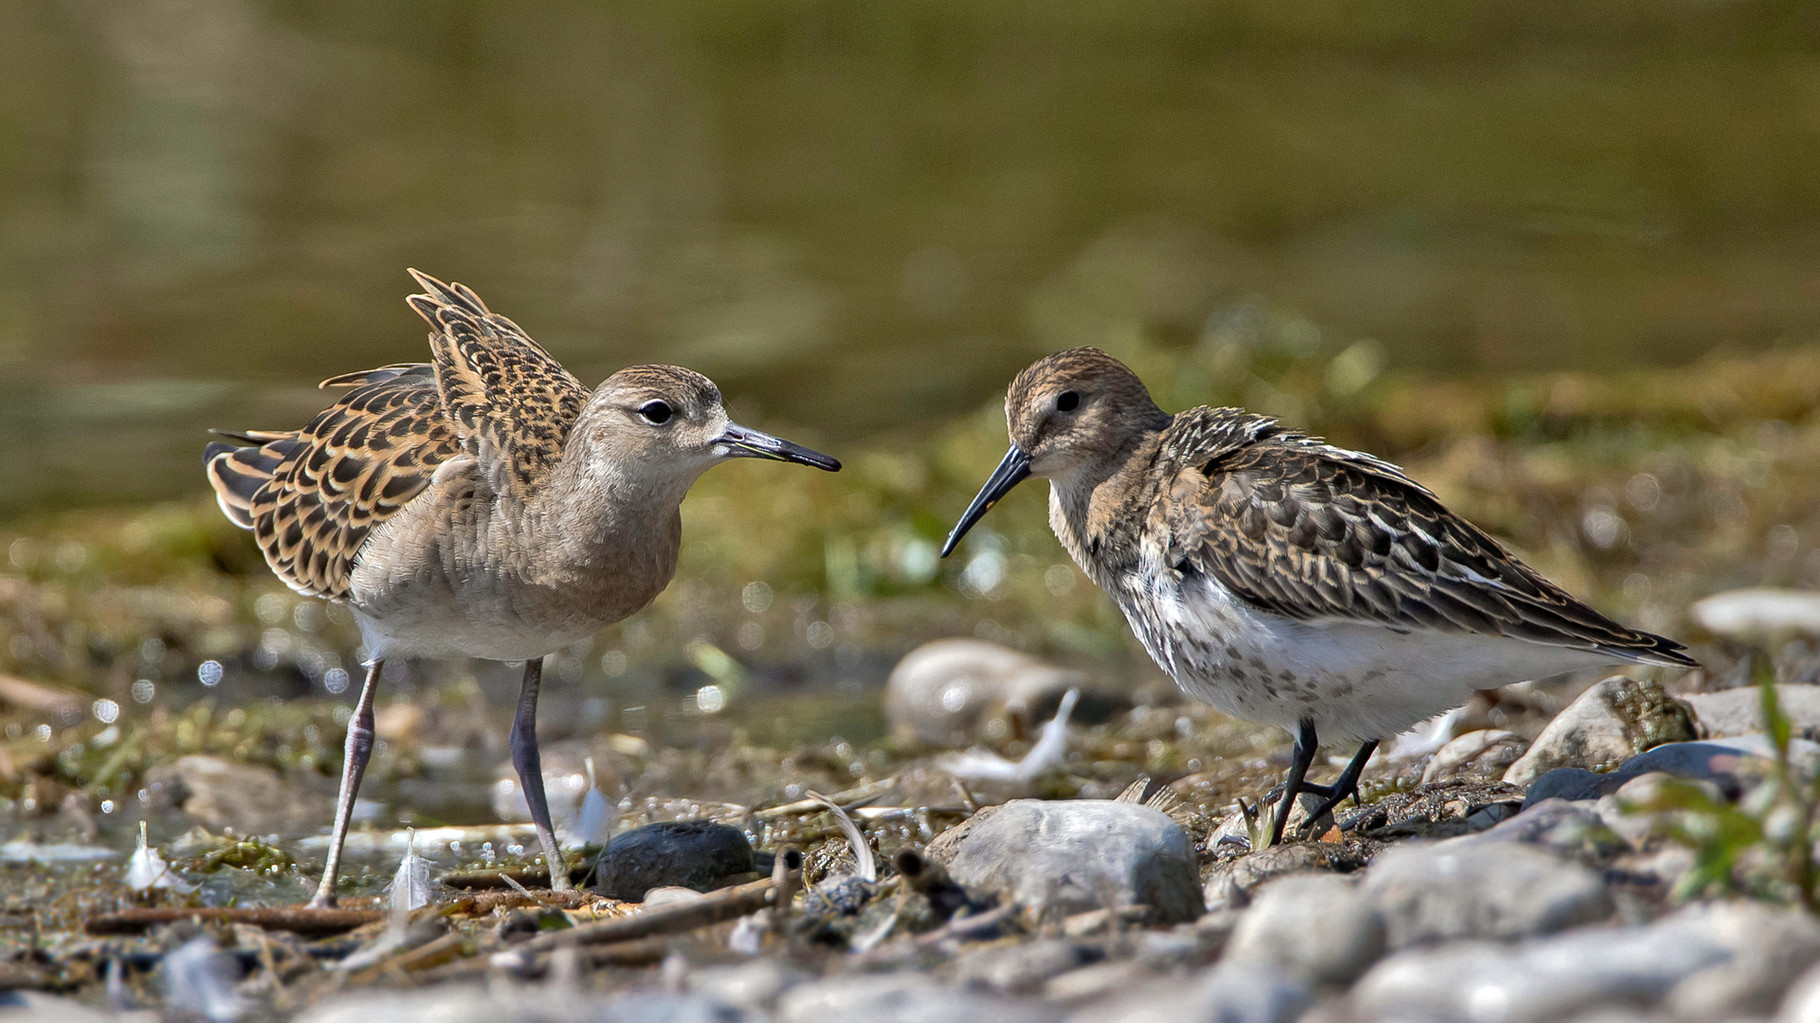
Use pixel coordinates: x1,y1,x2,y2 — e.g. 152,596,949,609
717,423,841,472
941,444,1031,558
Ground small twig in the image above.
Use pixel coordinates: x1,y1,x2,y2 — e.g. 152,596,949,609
516,875,782,954
85,906,381,937
912,902,1016,946
750,780,895,821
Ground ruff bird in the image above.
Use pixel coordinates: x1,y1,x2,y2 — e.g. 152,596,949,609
206,270,839,905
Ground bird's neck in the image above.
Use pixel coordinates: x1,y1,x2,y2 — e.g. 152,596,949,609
507,457,698,604
1047,419,1170,589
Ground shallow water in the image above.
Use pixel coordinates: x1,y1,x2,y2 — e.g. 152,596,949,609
7,1,1820,513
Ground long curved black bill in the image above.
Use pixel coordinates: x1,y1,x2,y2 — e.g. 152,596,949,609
941,444,1030,558
718,423,841,472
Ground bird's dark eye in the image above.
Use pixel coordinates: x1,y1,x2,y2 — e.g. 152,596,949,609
1055,391,1080,413
638,400,674,425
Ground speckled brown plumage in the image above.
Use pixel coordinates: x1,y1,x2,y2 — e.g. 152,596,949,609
205,362,461,598
404,268,589,502
202,269,841,905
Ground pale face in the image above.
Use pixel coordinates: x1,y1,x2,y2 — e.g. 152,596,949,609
576,365,839,477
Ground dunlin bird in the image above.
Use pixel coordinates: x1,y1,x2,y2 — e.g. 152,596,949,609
942,347,1694,845
205,271,839,905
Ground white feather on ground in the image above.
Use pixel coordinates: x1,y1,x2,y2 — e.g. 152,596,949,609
565,755,615,850
806,791,875,882
125,820,195,893
937,687,1079,783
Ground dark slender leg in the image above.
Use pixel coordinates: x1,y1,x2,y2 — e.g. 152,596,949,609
1303,739,1380,826
512,657,570,892
1266,720,1319,847
309,659,382,908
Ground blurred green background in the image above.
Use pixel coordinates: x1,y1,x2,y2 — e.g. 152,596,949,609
7,0,1820,513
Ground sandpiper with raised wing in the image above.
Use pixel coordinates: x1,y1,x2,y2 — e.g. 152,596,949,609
206,271,839,905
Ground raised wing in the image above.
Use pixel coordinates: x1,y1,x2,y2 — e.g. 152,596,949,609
1160,408,1696,666
204,365,461,598
405,269,589,503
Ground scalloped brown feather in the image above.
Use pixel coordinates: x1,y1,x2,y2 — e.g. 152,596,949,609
206,364,461,598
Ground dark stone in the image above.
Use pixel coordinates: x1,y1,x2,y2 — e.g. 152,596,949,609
594,821,755,901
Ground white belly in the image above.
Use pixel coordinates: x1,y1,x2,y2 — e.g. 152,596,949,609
1119,567,1622,742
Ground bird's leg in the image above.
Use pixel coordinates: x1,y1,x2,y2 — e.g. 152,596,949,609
511,657,570,892
309,659,382,909
1266,719,1319,847
1302,739,1380,829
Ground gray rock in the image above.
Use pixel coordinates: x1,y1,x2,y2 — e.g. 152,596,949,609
1523,766,1620,805
954,939,1104,994
1691,587,1820,641
777,973,1058,1023
1066,960,1311,1023
1464,797,1623,859
1226,874,1385,987
1779,961,1820,1023
1353,900,1816,1023
1361,838,1613,947
297,985,760,1023
594,821,755,901
1423,729,1529,784
686,960,811,1013
885,638,1117,747
1504,677,1696,787
0,991,150,1023
1684,685,1820,741
1664,900,1820,1020
1593,772,1727,852
1522,736,1816,809
927,799,1203,924
144,754,330,835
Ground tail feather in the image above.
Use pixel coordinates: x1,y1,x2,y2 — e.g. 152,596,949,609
204,431,300,530
1601,631,1700,669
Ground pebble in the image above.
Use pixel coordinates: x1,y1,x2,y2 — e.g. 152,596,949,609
776,973,1059,1023
1522,735,1816,808
953,939,1105,994
1683,685,1820,740
685,960,812,1014
1066,960,1311,1023
1422,729,1529,784
594,821,756,901
0,991,151,1023
1361,838,1613,947
1352,900,1820,1023
144,754,330,835
926,799,1203,924
1463,797,1623,859
1690,587,1820,640
1225,874,1386,987
884,638,1118,747
296,985,762,1023
1502,676,1696,787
